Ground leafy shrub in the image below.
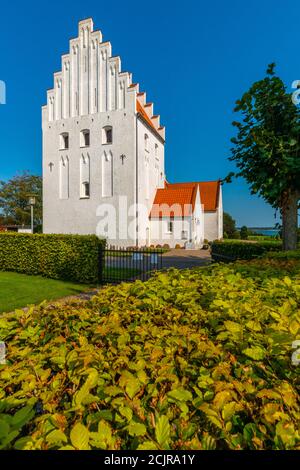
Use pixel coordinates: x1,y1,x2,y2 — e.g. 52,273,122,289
248,235,278,241
0,233,105,283
264,250,300,260
240,226,248,240
0,258,300,450
211,240,282,261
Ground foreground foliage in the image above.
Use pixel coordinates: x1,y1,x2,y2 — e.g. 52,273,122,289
0,258,300,450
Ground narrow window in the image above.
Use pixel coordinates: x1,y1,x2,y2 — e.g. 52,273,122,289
102,151,113,197
60,132,69,150
59,156,69,199
181,230,188,240
80,129,90,147
80,155,90,198
82,181,90,198
102,126,113,144
167,221,174,233
155,143,158,156
145,134,149,151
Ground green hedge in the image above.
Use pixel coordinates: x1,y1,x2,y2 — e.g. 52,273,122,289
264,250,300,260
0,233,105,283
211,240,282,261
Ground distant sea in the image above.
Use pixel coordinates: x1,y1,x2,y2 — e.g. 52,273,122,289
248,228,280,237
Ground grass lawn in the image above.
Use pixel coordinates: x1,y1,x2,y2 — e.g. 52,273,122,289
0,272,92,314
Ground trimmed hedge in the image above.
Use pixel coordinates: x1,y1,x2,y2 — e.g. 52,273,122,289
0,233,105,283
211,240,283,261
264,250,300,260
0,258,300,450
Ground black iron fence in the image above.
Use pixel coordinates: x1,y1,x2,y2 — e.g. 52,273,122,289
99,247,163,284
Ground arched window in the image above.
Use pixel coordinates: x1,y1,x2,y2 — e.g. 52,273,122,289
144,134,149,151
102,151,113,197
59,156,69,199
80,154,90,198
60,132,69,150
80,129,90,147
102,126,113,144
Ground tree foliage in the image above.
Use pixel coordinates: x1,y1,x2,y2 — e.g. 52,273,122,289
223,212,238,239
240,226,248,240
229,64,300,250
0,172,42,226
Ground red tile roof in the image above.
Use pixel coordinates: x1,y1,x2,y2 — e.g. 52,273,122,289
150,186,197,218
150,180,220,218
166,181,220,212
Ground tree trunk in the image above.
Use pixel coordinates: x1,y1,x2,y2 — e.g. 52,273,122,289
281,190,299,251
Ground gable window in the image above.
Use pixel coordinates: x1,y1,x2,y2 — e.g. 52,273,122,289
60,132,69,150
167,221,174,234
80,129,90,147
145,134,149,151
102,126,113,144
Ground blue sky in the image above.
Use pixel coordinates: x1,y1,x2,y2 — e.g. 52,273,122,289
0,0,299,226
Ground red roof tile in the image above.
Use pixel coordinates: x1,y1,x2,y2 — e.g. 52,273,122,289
150,186,196,218
150,181,220,218
165,181,220,212
136,100,156,131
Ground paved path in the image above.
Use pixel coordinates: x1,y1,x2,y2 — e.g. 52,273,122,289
162,249,211,270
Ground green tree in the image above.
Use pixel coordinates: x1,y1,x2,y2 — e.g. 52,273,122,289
223,212,239,239
240,226,248,240
228,64,300,251
0,172,42,226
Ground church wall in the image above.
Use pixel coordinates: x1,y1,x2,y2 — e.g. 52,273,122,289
203,211,219,241
218,186,223,239
136,118,165,246
203,186,223,242
42,104,136,243
149,217,192,248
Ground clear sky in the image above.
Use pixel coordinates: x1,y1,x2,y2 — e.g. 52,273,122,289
0,0,299,227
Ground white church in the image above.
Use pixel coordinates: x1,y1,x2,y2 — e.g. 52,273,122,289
42,18,223,248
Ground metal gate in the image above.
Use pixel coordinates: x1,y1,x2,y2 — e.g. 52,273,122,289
99,247,163,284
